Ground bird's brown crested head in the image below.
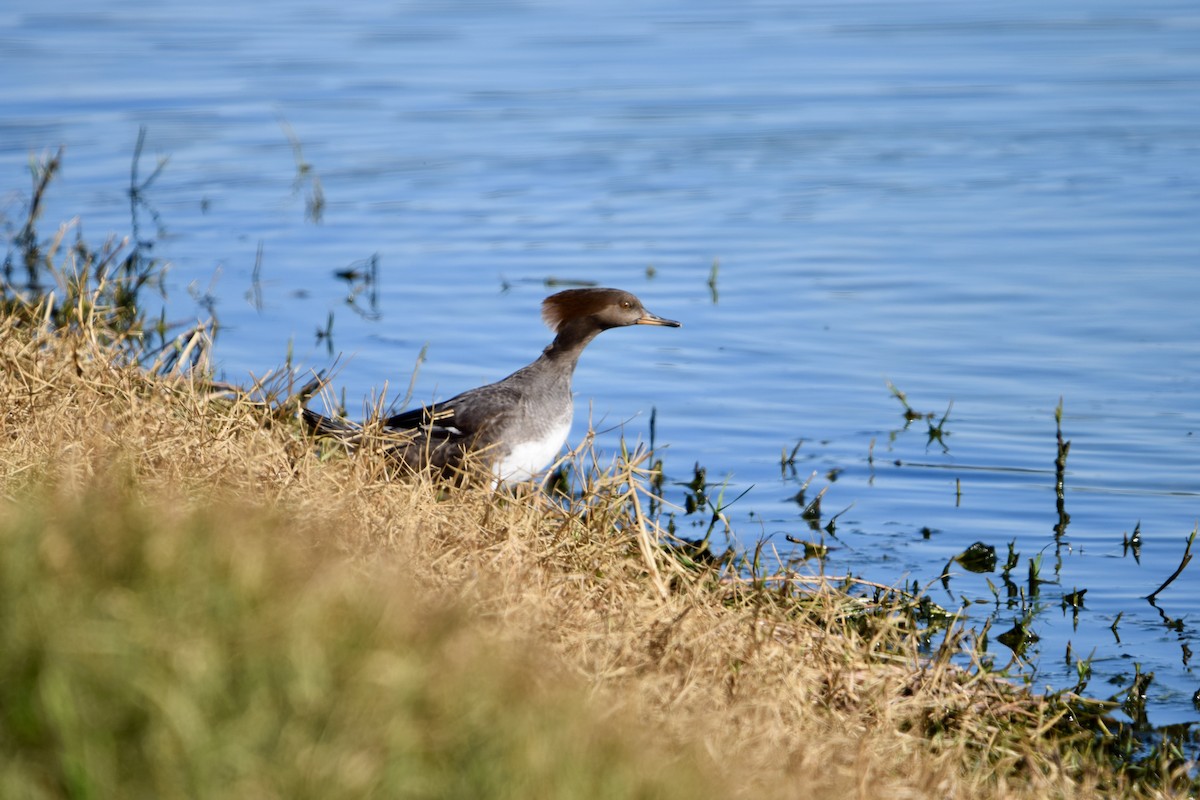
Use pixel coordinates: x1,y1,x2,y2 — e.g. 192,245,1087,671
541,287,680,334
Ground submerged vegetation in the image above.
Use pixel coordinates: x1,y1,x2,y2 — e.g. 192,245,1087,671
2,149,1198,797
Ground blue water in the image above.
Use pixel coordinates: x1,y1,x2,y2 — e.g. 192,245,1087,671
3,0,1199,736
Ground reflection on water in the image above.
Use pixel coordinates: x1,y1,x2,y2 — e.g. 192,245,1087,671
2,0,1199,732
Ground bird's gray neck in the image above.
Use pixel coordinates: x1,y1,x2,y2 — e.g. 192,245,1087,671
540,319,603,369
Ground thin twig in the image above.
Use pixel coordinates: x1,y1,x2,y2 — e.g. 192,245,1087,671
627,474,670,601
1146,524,1196,603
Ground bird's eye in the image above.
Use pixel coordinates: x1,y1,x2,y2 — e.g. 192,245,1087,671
621,300,632,309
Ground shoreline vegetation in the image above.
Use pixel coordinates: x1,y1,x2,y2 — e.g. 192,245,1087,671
2,153,1195,797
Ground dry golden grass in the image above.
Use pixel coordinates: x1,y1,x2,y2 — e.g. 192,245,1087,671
0,302,1191,799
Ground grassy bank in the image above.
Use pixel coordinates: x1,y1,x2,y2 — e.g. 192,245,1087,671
1,165,1194,798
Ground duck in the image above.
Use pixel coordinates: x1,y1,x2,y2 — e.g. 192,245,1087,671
302,287,680,481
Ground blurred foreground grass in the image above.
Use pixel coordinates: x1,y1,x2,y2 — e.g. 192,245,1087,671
0,481,706,799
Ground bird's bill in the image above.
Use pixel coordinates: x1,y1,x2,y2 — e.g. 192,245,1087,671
635,311,681,328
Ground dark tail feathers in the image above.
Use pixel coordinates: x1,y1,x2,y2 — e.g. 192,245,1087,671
301,408,360,438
